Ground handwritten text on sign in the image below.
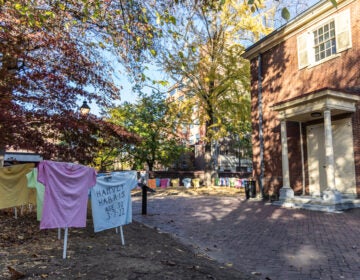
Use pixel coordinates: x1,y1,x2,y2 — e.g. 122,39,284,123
94,184,126,220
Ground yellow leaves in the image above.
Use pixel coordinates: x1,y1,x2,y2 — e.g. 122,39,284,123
14,3,23,10
58,3,66,11
155,80,169,87
220,0,272,41
98,41,106,49
156,11,161,25
155,11,176,26
12,2,56,28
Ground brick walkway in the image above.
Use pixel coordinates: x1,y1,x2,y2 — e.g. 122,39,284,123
133,196,360,280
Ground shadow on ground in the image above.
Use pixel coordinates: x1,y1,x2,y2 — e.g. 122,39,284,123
133,194,360,280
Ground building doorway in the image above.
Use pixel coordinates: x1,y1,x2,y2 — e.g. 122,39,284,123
306,118,356,196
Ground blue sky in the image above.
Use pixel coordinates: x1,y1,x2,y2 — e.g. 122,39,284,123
87,0,323,116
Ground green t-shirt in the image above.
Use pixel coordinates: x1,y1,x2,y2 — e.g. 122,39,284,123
27,168,45,221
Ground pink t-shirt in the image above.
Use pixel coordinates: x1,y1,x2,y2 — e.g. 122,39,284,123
37,160,96,229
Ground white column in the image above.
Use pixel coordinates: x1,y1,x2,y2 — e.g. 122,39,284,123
279,119,294,200
281,120,290,188
324,110,335,190
322,109,341,202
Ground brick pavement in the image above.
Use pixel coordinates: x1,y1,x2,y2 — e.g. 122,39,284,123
132,196,360,280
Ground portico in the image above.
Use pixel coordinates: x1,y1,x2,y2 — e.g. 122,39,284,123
272,89,360,210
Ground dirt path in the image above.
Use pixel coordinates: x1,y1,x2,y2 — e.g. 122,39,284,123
0,204,254,280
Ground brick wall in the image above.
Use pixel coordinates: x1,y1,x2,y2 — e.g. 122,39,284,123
249,0,360,197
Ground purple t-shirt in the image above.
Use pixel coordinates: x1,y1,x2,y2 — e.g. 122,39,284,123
37,160,96,229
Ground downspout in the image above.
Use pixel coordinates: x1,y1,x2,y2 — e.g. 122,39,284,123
257,54,264,198
299,122,305,195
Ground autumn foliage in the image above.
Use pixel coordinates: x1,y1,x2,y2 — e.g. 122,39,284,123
0,0,157,163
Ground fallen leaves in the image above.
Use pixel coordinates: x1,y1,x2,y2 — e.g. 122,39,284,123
0,204,253,280
161,260,176,266
7,266,25,280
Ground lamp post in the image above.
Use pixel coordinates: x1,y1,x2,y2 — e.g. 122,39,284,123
80,101,90,116
75,101,91,163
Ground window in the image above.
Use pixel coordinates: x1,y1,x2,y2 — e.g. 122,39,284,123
181,124,187,134
313,20,336,62
297,9,351,69
177,95,184,102
195,133,200,143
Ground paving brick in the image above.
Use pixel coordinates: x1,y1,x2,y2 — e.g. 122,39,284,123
133,196,360,280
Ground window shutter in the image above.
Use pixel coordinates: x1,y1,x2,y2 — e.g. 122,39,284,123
335,9,352,52
297,33,309,69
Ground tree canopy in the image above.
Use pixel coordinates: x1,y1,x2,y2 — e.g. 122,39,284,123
150,0,271,183
108,92,187,171
0,0,165,158
0,0,336,165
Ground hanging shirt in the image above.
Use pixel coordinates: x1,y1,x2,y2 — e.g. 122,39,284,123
91,171,137,232
160,178,170,188
0,163,36,209
147,179,157,190
37,160,97,229
26,168,45,221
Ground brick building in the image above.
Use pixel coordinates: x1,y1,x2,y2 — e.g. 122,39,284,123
243,0,360,210
168,84,252,173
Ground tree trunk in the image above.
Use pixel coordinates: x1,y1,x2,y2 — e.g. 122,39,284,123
203,98,218,187
147,160,154,172
204,141,217,187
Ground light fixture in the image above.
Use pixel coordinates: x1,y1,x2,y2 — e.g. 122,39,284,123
80,101,90,116
310,112,322,118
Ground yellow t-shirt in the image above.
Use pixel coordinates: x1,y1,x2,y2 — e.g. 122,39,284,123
0,163,36,209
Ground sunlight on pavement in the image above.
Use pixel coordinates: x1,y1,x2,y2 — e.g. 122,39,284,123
283,245,325,267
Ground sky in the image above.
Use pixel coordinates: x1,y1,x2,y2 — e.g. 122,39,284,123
86,0,323,116
84,61,167,117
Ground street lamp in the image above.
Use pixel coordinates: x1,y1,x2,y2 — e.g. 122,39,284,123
80,101,90,116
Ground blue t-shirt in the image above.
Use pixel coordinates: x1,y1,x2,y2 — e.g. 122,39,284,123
91,171,137,232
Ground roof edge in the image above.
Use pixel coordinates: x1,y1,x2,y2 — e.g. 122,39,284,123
242,0,351,60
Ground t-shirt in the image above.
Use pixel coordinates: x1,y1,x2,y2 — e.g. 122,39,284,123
26,168,45,221
0,163,36,209
37,160,97,229
91,171,137,232
148,179,157,189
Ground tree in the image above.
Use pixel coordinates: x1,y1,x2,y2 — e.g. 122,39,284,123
0,0,334,164
0,0,162,158
108,92,186,171
246,0,338,26
153,0,270,185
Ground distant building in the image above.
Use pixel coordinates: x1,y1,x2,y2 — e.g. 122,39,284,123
168,83,252,172
1,149,43,167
